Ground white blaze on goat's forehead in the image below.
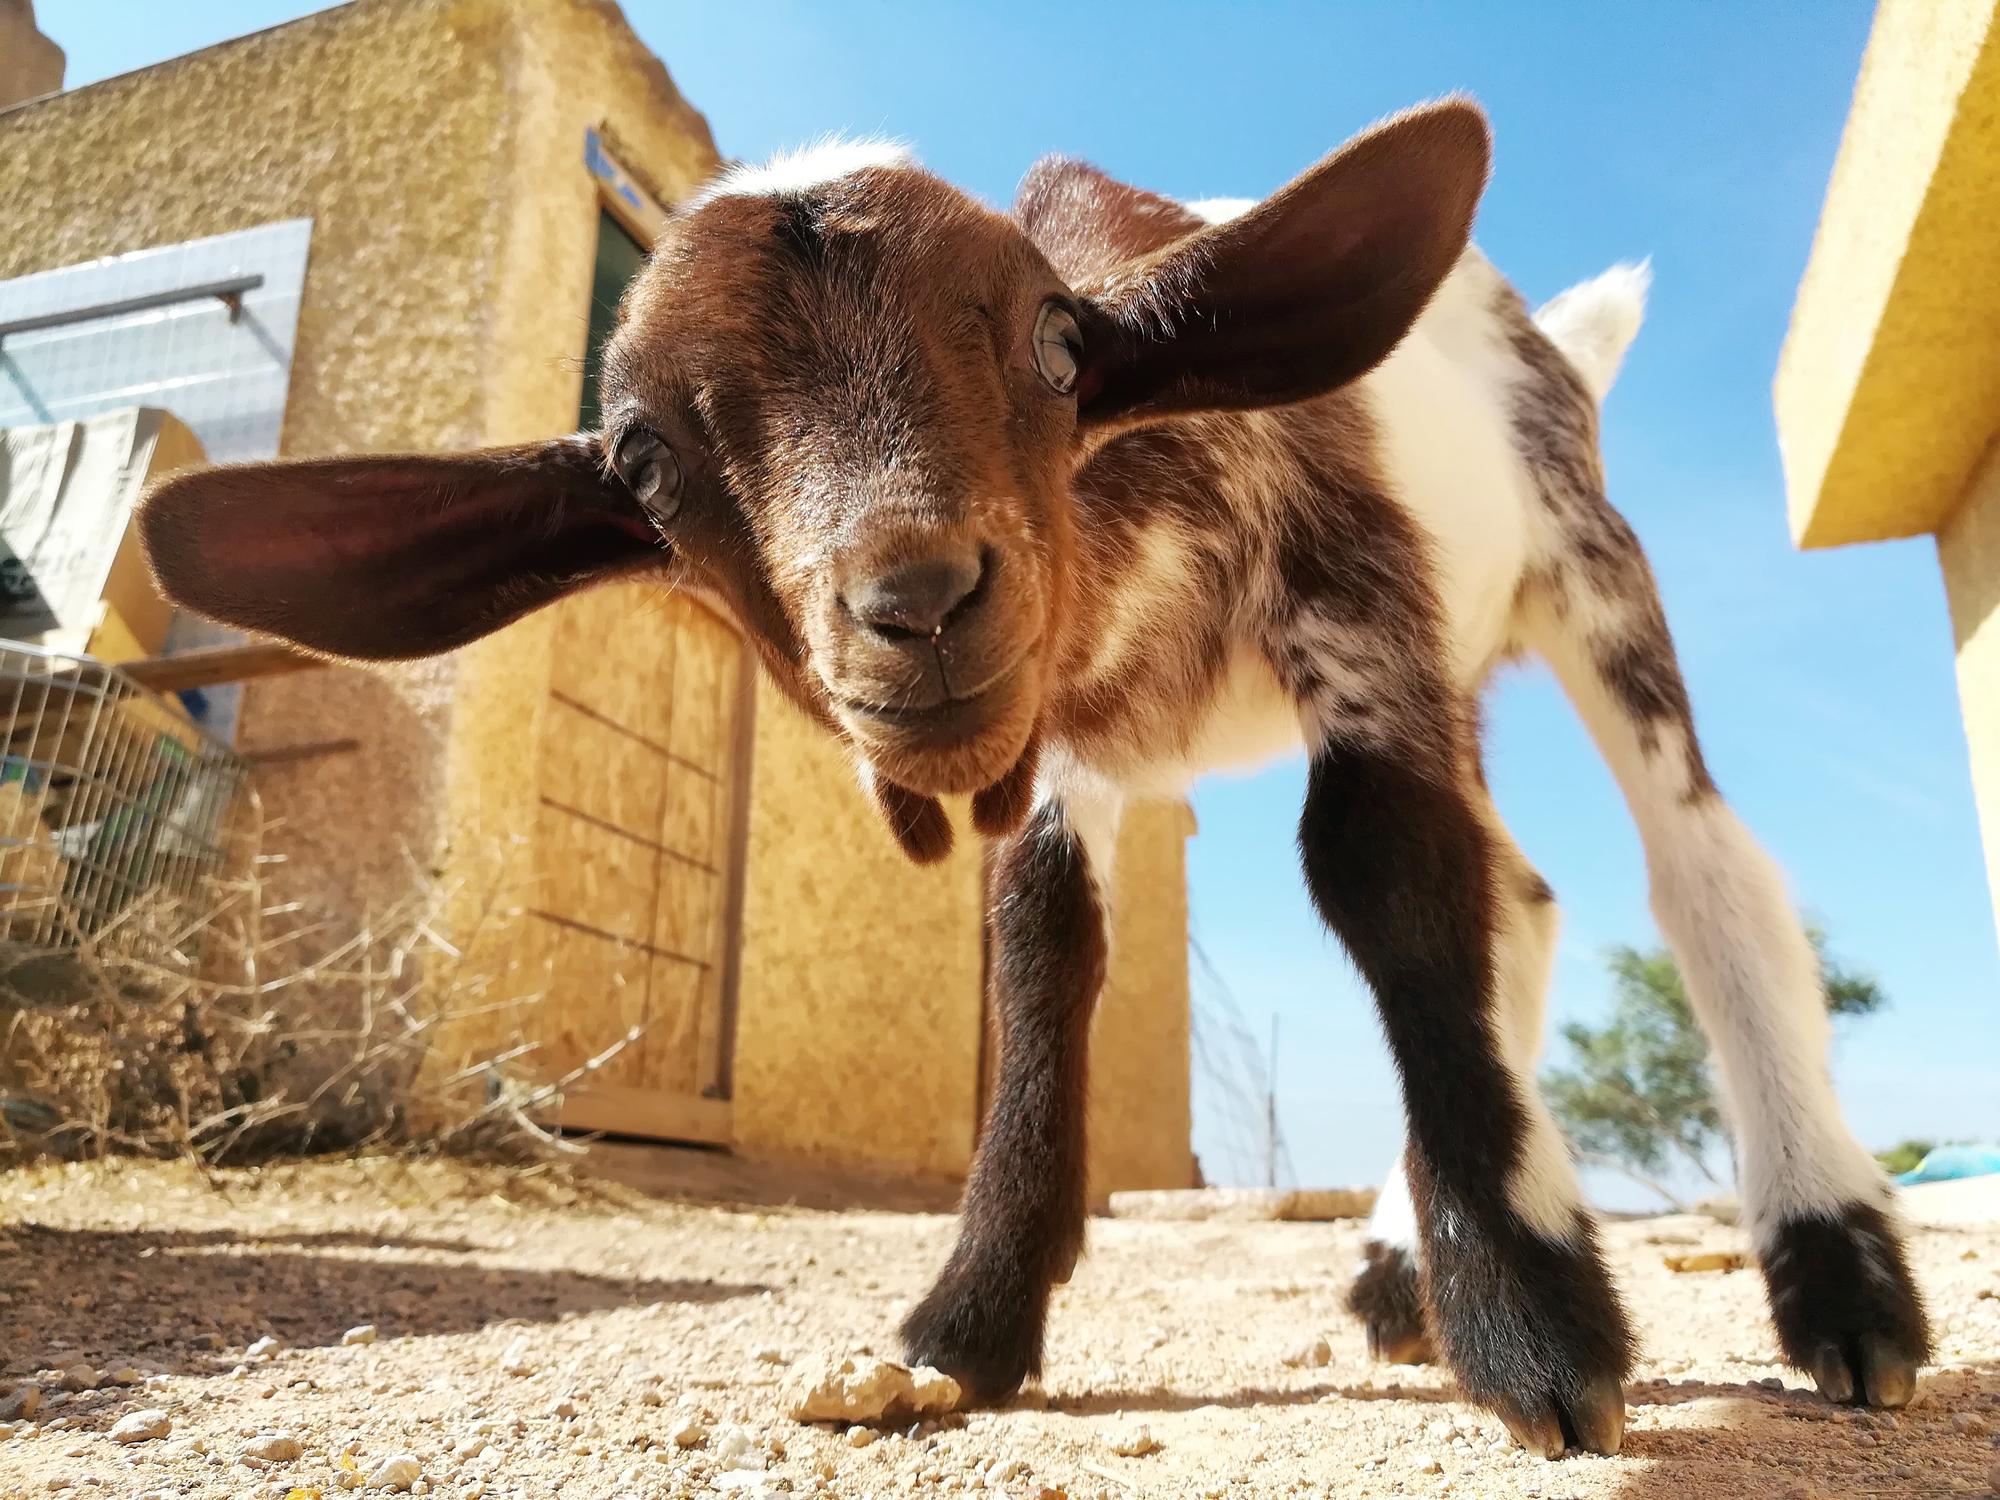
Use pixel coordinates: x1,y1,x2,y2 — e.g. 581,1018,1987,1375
688,137,918,208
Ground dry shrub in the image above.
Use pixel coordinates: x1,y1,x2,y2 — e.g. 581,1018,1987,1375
0,800,634,1168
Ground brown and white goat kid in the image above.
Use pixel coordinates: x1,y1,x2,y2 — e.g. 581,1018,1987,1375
140,101,1930,1458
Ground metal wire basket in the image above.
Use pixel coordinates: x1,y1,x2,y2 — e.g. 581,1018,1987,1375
0,641,250,967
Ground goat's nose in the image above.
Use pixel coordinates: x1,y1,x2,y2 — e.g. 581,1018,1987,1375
843,550,985,640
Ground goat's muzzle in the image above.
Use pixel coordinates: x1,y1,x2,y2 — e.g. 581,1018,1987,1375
819,533,1043,796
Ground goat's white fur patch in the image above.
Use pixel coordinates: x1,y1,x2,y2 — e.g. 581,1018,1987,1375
689,137,916,209
1362,1154,1419,1263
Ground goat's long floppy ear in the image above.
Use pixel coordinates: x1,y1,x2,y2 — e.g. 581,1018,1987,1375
1073,99,1490,426
139,437,663,661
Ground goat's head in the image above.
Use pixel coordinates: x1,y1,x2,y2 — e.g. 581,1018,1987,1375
139,100,1488,856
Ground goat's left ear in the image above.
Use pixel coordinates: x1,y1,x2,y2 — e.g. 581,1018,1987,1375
1073,98,1490,426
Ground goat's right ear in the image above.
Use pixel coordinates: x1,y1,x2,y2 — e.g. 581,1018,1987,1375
1072,99,1491,426
139,437,665,661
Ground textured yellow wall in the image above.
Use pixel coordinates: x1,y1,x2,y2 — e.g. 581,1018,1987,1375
1937,447,2000,936
1775,0,2000,548
1089,800,1198,1201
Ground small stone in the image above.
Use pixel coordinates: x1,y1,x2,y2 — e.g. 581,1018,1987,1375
846,1427,875,1449
1282,1337,1333,1369
499,1340,535,1376
105,1369,144,1387
243,1337,281,1362
1108,1426,1160,1458
109,1409,172,1444
59,1365,101,1393
367,1454,423,1491
1415,1453,1442,1474
1,1386,42,1420
549,1397,579,1420
753,1348,787,1366
786,1355,960,1425
672,1420,709,1450
342,1325,378,1347
1949,1411,1987,1435
713,1428,761,1468
241,1433,302,1462
1755,1377,1785,1392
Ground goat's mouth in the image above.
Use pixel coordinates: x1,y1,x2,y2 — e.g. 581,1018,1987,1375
834,651,1039,796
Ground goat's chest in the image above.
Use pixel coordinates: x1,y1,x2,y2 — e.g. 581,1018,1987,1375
1054,639,1307,799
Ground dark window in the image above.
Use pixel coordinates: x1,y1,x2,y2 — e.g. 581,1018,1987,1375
577,211,648,430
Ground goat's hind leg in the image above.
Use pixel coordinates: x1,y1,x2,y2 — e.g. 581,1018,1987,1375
1347,1154,1432,1363
899,791,1118,1401
1525,573,1930,1407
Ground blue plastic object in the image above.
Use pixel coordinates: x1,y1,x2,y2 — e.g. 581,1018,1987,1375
1897,1145,2000,1186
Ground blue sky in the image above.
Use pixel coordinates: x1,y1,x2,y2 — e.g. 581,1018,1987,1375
48,3,1997,1204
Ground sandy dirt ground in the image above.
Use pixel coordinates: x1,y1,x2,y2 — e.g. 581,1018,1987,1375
1,1152,1997,1500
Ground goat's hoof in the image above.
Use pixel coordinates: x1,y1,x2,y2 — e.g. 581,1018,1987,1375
1491,1374,1626,1459
1425,1213,1635,1458
1761,1199,1931,1409
1346,1240,1434,1364
899,1268,1041,1406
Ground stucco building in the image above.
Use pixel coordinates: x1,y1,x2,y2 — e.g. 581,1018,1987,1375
1777,0,2000,930
0,0,1195,1198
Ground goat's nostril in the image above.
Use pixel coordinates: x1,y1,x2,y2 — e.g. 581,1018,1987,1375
844,550,987,641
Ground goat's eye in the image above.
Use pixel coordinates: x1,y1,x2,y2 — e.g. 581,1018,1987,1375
613,428,682,517
1032,301,1083,395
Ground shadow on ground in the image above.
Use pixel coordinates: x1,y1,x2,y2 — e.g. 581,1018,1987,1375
0,1221,767,1384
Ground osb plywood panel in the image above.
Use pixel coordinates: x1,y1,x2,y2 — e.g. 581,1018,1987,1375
653,849,720,963
541,695,670,841
643,956,708,1096
731,685,985,1179
550,581,678,749
1087,799,1198,1201
659,770,721,870
532,801,659,948
522,915,651,1091
668,603,740,774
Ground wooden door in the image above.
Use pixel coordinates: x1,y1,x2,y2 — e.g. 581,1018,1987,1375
528,580,750,1144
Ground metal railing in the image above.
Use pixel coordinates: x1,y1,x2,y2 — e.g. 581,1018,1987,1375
0,274,265,347
1,641,251,962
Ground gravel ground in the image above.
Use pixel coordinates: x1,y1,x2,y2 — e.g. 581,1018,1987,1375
1,1155,1997,1499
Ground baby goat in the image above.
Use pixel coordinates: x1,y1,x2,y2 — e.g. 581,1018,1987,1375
140,100,1929,1458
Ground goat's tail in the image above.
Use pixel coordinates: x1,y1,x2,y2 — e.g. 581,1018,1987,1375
1533,259,1650,403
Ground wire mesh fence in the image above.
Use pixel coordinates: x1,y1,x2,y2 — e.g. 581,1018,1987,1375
0,640,251,974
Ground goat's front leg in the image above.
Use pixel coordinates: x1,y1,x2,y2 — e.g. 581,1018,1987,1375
1300,743,1635,1457
900,794,1117,1402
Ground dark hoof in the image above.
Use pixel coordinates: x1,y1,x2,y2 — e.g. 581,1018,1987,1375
1346,1240,1434,1364
1492,1373,1626,1459
899,1265,1042,1405
1763,1200,1930,1409
1424,1211,1636,1458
